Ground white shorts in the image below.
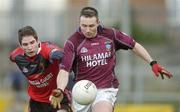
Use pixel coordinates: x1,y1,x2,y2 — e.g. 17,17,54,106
72,88,118,112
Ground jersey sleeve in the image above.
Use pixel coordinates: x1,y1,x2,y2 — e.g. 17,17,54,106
45,42,63,61
41,42,63,62
9,48,24,62
113,29,136,50
60,40,75,72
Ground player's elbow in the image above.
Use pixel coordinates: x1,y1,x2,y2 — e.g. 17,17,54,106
50,50,64,60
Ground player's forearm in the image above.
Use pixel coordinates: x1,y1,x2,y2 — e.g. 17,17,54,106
57,69,69,91
132,42,153,63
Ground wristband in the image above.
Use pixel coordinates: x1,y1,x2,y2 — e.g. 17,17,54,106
52,88,64,97
57,88,64,94
150,61,157,66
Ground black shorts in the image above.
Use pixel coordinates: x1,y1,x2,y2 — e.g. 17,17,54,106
29,91,72,112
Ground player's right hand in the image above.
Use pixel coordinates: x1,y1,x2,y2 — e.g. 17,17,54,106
49,88,64,109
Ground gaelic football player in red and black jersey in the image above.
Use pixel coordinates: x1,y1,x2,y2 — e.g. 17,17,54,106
9,26,72,112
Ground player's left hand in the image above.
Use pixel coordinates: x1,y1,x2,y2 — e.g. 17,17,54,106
49,88,64,109
150,61,173,79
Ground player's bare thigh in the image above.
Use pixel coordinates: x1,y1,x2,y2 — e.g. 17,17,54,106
92,101,113,112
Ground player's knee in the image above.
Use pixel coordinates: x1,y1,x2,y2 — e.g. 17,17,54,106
92,101,113,112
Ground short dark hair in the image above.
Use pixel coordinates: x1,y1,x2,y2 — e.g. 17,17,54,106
18,26,38,44
80,7,98,18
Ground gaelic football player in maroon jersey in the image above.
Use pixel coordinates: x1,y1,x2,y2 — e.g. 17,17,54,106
9,26,72,112
55,7,173,112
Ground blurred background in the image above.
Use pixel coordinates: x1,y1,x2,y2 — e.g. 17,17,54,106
0,0,179,112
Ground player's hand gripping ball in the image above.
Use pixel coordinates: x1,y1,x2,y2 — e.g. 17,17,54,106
72,80,97,105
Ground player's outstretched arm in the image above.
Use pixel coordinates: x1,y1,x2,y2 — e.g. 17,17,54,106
132,42,173,79
57,69,69,91
49,69,69,108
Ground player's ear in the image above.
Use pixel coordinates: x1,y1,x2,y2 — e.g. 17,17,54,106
97,19,100,25
37,39,40,47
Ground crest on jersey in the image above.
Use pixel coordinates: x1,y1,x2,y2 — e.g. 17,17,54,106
22,67,28,73
105,41,112,51
80,47,88,53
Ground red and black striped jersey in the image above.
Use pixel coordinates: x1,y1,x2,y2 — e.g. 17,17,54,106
10,42,63,103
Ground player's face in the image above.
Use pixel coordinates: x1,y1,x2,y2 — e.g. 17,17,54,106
20,36,39,57
80,16,99,38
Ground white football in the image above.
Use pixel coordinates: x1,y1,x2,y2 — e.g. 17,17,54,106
72,80,97,105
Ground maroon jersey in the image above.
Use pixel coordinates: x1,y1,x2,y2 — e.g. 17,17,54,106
61,26,135,89
10,42,63,103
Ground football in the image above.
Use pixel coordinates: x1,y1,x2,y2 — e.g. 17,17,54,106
72,80,97,105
